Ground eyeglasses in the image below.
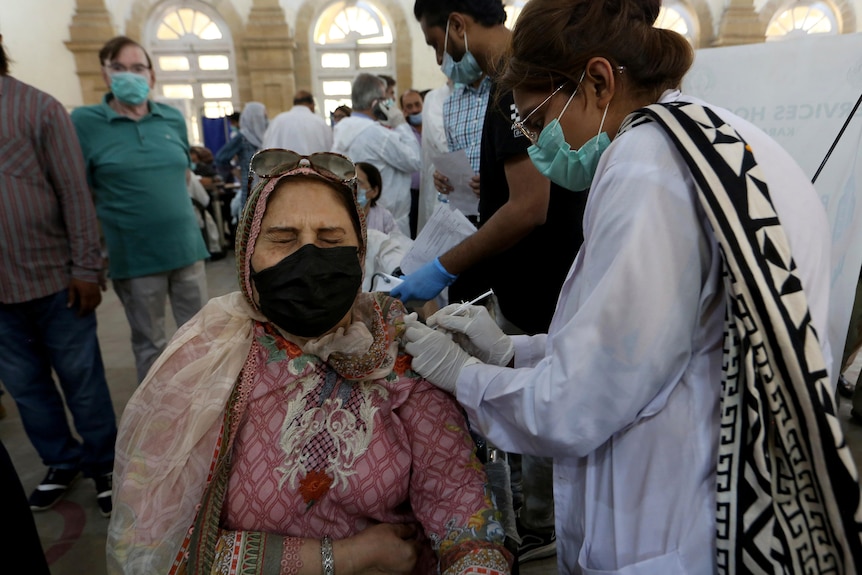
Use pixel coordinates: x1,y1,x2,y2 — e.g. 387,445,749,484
512,66,626,145
105,63,150,76
513,83,568,145
248,149,356,196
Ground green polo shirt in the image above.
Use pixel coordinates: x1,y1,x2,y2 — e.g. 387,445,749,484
71,95,209,280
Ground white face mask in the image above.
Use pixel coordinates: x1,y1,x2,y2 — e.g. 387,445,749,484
440,19,483,85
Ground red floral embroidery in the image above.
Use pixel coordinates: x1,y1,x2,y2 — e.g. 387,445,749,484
263,323,302,355
299,470,333,509
393,353,412,375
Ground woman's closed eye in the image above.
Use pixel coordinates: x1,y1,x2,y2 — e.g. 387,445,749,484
318,228,348,245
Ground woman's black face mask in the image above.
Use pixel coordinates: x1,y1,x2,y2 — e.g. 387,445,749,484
251,243,362,337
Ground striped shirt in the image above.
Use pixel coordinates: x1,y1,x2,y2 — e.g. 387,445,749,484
443,76,493,174
0,75,102,303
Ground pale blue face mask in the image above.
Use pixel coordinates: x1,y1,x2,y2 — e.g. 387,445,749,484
523,72,611,192
357,187,369,208
110,71,150,106
440,19,483,85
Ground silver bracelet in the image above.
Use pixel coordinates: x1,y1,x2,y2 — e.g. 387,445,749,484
320,535,334,575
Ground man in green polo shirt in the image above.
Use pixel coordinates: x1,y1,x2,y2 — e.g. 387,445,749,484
72,36,209,383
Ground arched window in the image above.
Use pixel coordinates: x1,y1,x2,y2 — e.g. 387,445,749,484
145,3,238,144
504,0,528,29
655,1,698,45
502,1,699,44
766,1,839,40
312,1,396,124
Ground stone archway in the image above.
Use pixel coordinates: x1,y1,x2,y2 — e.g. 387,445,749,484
714,0,767,46
714,0,854,46
66,0,299,112
124,0,259,107
66,0,117,105
756,0,855,35
293,0,413,99
684,0,717,48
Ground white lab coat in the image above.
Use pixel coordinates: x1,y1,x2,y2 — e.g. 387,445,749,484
261,105,332,155
332,115,421,237
454,92,832,575
418,84,452,234
362,228,413,292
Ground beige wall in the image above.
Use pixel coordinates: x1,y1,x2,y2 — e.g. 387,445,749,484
0,0,83,106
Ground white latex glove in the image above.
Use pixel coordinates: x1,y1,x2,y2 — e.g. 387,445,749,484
377,101,406,128
427,304,514,367
403,315,480,393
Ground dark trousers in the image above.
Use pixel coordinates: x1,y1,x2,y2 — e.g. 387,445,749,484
409,188,420,239
0,289,117,477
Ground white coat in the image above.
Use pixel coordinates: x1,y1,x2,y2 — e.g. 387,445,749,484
261,105,332,155
418,84,452,234
332,114,422,237
454,91,832,575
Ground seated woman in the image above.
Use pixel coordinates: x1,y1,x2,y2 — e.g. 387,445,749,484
190,146,218,187
107,149,512,575
356,161,399,236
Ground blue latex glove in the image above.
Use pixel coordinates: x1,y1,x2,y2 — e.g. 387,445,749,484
390,258,457,302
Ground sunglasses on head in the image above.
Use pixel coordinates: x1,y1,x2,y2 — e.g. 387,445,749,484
248,149,356,195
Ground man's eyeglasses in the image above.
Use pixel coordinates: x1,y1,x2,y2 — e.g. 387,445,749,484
105,63,150,75
513,83,568,145
248,149,356,196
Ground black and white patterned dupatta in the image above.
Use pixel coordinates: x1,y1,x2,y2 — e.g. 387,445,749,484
619,102,862,574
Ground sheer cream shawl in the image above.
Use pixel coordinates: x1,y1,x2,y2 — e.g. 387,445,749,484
107,292,265,575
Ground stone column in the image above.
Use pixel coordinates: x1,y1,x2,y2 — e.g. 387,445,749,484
65,0,116,105
713,0,767,47
241,0,296,115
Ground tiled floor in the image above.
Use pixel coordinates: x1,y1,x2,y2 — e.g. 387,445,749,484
3,252,861,575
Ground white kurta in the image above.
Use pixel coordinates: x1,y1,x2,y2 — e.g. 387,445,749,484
261,105,333,155
332,115,422,237
418,84,452,234
455,92,832,575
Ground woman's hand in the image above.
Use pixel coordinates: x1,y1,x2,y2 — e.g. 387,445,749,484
338,523,420,574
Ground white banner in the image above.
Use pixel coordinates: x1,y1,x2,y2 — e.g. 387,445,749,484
683,33,862,379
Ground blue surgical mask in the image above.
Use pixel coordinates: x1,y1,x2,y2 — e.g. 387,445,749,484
440,19,483,85
357,187,369,208
526,75,611,191
110,72,150,105
407,112,423,126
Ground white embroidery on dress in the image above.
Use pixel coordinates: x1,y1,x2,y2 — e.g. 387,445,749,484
277,379,388,492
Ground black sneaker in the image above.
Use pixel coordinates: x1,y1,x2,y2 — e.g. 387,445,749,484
517,525,556,563
29,467,80,511
95,472,113,518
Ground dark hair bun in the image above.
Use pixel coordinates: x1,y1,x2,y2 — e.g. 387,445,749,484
635,0,661,25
